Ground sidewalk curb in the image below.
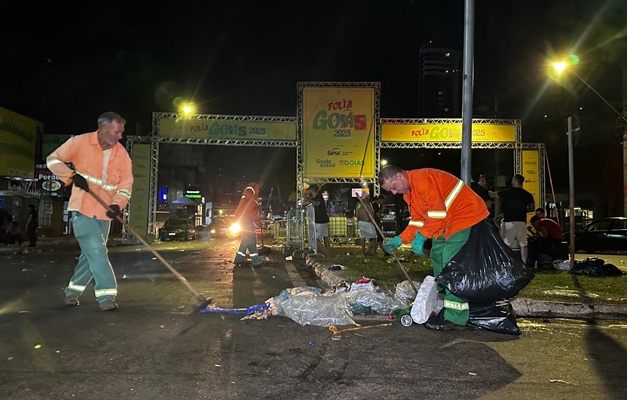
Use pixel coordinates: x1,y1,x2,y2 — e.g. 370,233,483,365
304,256,627,320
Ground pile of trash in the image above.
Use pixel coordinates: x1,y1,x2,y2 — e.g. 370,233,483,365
265,277,411,327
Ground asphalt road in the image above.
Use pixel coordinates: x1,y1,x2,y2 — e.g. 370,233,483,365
1,238,627,399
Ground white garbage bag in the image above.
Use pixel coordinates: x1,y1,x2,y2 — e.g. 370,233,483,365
410,275,438,324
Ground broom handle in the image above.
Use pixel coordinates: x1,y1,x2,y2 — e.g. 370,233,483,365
356,195,418,293
87,190,205,300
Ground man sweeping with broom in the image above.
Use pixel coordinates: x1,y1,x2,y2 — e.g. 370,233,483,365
46,112,133,311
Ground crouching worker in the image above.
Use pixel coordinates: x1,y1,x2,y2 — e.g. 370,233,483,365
379,165,488,330
46,112,133,311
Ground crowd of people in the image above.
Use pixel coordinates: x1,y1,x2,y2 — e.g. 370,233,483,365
0,205,38,247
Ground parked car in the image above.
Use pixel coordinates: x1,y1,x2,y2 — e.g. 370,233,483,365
158,219,196,241
574,217,627,253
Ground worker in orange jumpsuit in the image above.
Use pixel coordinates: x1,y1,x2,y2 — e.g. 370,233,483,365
233,183,264,267
379,165,488,330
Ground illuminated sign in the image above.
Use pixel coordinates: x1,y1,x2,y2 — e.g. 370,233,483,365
159,118,296,141
302,86,376,178
381,122,517,143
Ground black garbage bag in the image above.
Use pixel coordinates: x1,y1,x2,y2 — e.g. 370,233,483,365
568,257,624,277
467,301,521,336
436,220,535,304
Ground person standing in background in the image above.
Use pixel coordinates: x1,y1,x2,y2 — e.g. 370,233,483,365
302,184,330,257
470,168,493,223
491,174,535,266
26,204,38,247
355,191,378,256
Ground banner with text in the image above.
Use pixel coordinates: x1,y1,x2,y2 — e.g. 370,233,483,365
0,107,37,178
521,149,540,214
381,122,516,143
129,144,151,237
302,86,376,178
159,118,296,141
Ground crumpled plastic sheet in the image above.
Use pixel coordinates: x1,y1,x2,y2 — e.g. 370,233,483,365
277,289,356,326
269,281,407,327
395,280,421,304
343,283,407,315
272,286,322,317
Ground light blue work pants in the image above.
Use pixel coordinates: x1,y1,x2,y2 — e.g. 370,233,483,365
233,217,262,266
64,212,117,303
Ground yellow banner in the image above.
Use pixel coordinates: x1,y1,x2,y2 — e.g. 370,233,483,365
129,144,151,238
522,150,541,214
381,122,516,143
302,87,376,178
0,107,37,177
158,118,296,140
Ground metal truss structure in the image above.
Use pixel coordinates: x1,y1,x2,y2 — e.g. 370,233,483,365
124,107,544,245
124,113,298,242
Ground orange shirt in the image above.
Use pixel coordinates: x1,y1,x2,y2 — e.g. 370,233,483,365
399,169,488,242
46,131,133,219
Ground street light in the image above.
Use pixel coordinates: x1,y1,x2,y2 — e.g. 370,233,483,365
550,55,627,264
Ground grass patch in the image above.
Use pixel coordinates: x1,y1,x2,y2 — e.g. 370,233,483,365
316,244,627,305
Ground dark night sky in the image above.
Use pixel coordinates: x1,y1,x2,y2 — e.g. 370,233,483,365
1,0,625,188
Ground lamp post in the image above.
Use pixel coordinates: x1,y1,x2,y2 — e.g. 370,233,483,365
551,57,627,265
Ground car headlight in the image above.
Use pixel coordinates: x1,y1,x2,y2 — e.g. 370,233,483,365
227,222,241,238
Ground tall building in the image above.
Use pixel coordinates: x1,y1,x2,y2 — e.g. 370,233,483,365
418,42,462,117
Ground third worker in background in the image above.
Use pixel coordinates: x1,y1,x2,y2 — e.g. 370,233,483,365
491,174,535,266
233,182,265,267
379,165,488,330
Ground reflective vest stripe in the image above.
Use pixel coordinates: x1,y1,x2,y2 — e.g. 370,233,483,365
67,281,86,292
95,289,118,298
427,211,446,219
444,180,464,210
444,299,469,310
408,220,424,227
117,189,131,199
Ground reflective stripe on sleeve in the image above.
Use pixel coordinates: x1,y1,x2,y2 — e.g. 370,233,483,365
75,171,117,192
117,189,131,199
427,211,446,219
47,158,63,167
408,220,424,228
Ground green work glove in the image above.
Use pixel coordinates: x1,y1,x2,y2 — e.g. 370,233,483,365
412,233,428,257
382,236,402,254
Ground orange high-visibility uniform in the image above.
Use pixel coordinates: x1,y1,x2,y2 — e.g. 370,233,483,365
398,169,488,244
46,132,133,219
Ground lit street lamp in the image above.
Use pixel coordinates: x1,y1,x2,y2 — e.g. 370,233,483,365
550,55,627,264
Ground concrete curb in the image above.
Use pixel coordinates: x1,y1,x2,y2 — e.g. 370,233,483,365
304,256,627,320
